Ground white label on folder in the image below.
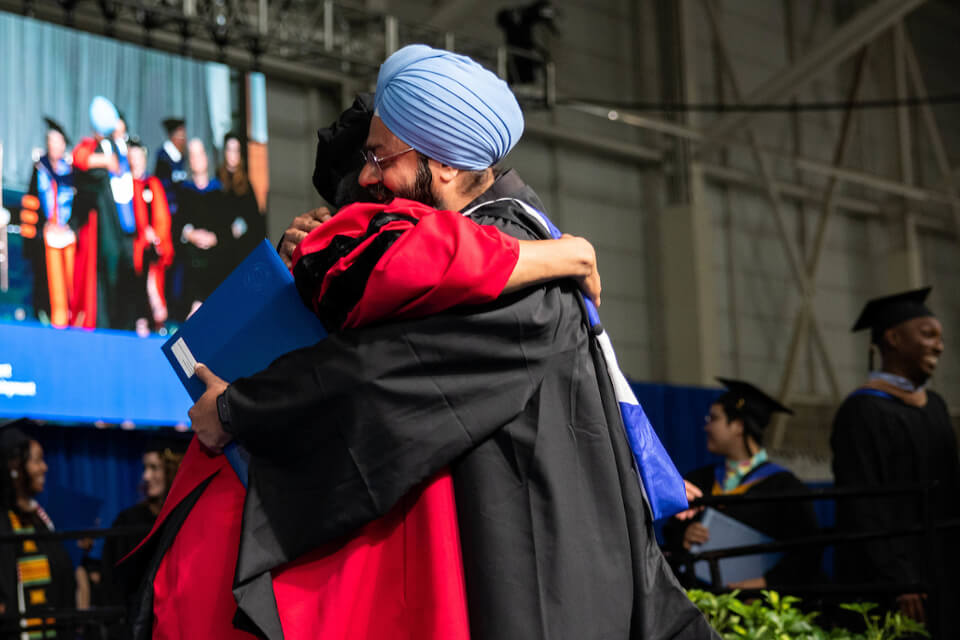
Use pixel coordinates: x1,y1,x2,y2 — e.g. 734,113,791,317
171,338,197,378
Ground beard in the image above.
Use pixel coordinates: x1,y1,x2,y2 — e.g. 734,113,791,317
366,154,439,208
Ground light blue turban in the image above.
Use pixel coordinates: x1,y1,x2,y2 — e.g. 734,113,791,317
89,96,119,136
374,44,524,171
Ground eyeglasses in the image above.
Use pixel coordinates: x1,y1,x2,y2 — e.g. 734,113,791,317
359,147,414,178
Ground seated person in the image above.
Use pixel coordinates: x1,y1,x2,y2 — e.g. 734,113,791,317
0,419,75,635
663,378,822,589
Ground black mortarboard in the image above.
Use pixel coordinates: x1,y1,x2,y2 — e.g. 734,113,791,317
162,117,186,135
43,117,71,146
0,418,34,457
852,287,934,345
144,434,189,456
312,93,375,208
128,136,145,150
716,378,793,430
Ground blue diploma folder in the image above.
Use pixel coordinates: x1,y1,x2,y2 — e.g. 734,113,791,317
690,507,782,585
161,239,328,485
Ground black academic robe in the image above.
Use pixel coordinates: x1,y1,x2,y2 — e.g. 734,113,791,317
172,179,231,315
220,182,265,269
153,143,187,215
223,171,717,640
831,390,960,617
663,462,823,587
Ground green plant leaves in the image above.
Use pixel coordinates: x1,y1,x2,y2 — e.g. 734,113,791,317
688,589,930,640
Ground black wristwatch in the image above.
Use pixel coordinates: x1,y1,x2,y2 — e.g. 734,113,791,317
216,391,234,434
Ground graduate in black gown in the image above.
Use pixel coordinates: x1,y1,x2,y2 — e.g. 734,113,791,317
831,287,959,636
663,379,822,589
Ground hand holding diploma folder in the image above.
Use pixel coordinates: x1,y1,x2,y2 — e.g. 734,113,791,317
161,239,328,486
689,507,782,585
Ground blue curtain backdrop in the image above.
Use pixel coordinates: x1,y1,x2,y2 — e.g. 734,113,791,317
629,381,725,476
0,11,227,191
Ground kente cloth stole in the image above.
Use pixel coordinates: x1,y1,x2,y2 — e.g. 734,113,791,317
7,511,56,639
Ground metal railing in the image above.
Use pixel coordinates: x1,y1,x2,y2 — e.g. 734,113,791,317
666,483,954,637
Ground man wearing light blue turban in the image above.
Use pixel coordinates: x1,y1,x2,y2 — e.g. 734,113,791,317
198,46,717,640
358,44,526,213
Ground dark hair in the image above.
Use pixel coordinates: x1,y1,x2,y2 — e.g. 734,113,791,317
718,398,765,450
0,441,32,510
459,167,491,197
218,132,251,196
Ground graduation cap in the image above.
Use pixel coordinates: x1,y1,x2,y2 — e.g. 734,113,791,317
716,378,793,431
144,434,189,457
0,418,34,457
162,117,186,135
312,92,374,208
43,117,71,146
852,287,934,346
127,136,145,150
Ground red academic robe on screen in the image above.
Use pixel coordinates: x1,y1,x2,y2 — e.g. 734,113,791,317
127,199,520,639
132,176,174,318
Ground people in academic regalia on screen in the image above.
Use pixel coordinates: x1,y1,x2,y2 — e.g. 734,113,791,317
129,140,174,333
21,117,76,327
69,96,122,329
153,117,187,215
831,288,960,635
663,378,823,589
217,132,265,266
108,112,141,330
173,138,226,319
155,117,190,319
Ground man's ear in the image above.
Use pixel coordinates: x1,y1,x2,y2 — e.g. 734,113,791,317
729,418,745,437
429,159,460,185
884,326,902,351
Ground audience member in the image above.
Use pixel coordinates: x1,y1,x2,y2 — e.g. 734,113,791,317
0,419,75,636
101,437,185,638
663,378,822,589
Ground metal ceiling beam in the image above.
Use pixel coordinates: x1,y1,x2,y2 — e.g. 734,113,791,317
0,0,365,87
522,120,663,164
700,0,928,147
702,0,842,415
900,25,960,242
564,102,956,207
